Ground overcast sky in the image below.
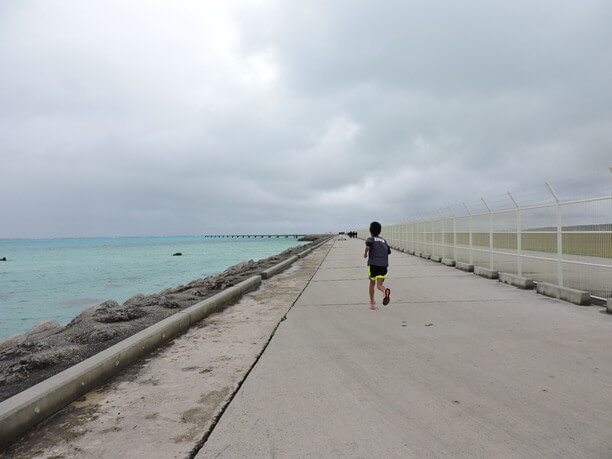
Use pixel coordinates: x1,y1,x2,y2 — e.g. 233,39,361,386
1,1,611,238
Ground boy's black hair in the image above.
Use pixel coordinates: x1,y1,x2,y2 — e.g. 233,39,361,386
369,221,382,236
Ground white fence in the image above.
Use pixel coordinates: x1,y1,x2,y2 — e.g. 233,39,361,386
358,170,612,299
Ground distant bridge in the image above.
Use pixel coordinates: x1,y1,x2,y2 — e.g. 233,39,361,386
203,234,305,239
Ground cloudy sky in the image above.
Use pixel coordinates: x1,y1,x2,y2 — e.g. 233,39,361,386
1,1,611,238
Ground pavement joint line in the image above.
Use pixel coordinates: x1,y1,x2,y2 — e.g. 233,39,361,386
188,241,335,458
296,297,530,307
318,264,423,270
311,275,472,282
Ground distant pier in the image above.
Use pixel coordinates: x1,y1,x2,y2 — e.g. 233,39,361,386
203,234,305,239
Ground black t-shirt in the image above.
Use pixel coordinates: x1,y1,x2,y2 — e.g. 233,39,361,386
366,236,391,267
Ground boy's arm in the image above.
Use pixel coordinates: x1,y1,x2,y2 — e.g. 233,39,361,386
364,237,372,258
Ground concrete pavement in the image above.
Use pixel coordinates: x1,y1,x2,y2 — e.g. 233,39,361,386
198,237,612,458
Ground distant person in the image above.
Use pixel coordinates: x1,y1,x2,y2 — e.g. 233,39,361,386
363,221,391,309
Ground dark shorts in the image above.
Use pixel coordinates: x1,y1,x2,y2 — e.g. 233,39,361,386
368,265,388,280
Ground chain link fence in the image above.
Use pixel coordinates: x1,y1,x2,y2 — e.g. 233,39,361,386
358,168,612,299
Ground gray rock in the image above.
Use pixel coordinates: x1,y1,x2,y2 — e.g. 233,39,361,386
25,320,62,339
156,297,182,309
14,347,78,373
0,320,62,351
185,278,207,288
93,302,147,323
123,294,146,307
68,303,106,326
0,333,26,351
69,328,118,344
224,260,256,275
130,294,181,309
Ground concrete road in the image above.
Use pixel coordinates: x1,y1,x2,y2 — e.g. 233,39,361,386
198,237,612,458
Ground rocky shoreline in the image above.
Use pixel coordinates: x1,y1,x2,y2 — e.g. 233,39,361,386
0,236,329,402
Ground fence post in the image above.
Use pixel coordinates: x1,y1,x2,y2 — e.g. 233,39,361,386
508,191,522,276
398,222,402,250
448,206,455,261
436,210,444,257
395,223,398,249
398,220,403,251
437,210,444,259
418,214,424,254
396,222,399,249
482,198,493,270
425,217,428,255
407,219,411,252
431,218,435,256
463,202,473,264
545,182,563,286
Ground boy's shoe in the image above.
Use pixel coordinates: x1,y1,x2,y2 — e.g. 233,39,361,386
383,288,391,306
370,301,376,310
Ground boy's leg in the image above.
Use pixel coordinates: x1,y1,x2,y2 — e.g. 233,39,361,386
376,278,386,294
369,279,376,304
378,278,391,305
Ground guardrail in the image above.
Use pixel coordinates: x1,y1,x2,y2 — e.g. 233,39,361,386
358,170,612,299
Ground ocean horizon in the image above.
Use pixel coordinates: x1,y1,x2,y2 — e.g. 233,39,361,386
0,236,308,341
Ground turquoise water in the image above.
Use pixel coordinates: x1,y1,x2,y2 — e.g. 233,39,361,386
0,236,307,341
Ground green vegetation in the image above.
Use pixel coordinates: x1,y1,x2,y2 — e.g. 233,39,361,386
409,232,612,258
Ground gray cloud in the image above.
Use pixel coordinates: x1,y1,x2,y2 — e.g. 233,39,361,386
1,0,610,238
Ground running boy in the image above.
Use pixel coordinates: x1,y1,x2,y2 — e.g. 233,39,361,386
363,221,391,309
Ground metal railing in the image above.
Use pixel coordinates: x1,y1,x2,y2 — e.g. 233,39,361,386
358,169,612,299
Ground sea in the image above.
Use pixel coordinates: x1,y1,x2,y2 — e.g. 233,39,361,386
0,236,308,342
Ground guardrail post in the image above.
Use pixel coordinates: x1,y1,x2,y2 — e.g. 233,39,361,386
546,182,564,287
482,198,493,270
508,191,522,276
463,202,473,264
